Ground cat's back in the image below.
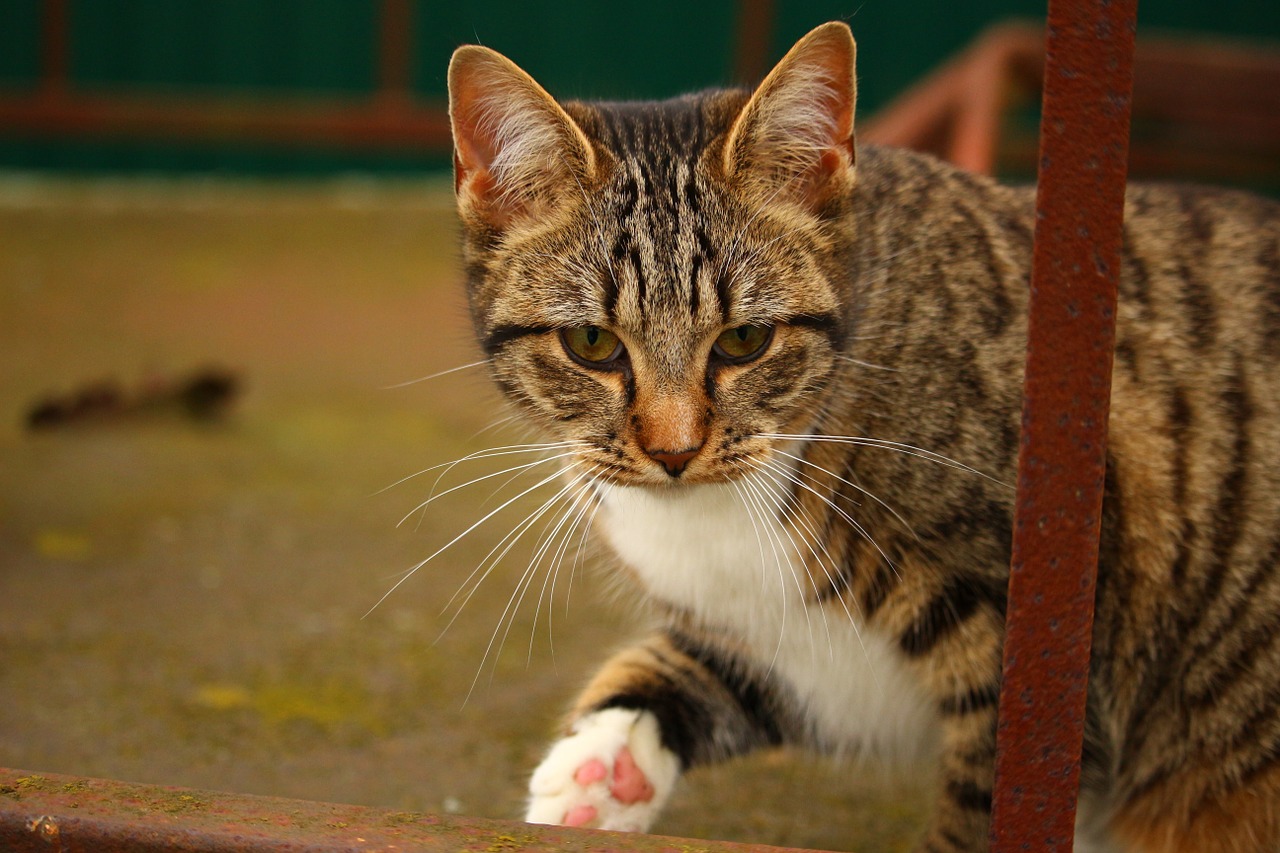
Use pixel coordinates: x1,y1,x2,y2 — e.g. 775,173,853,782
1117,183,1279,356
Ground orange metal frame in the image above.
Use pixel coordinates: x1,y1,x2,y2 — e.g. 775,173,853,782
859,21,1280,186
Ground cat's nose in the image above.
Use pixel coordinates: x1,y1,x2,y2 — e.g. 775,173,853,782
646,445,701,477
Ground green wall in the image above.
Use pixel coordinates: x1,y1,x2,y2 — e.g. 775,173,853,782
0,0,1276,174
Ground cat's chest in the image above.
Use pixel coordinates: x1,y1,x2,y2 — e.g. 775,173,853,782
593,466,939,764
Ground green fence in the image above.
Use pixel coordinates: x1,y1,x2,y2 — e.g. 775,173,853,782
0,0,1276,174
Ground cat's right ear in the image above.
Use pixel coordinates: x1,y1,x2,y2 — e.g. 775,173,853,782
724,22,857,215
448,46,595,230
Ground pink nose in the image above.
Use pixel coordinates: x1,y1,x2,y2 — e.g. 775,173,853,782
646,446,700,477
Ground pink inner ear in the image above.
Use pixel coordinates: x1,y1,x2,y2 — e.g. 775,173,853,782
452,119,501,199
448,69,502,198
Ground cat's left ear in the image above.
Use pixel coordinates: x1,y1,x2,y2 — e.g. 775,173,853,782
448,45,595,230
724,22,857,215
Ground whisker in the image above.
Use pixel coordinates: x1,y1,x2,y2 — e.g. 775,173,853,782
834,353,899,373
564,483,604,619
758,455,899,579
754,459,869,617
727,469,789,675
752,460,882,690
364,465,568,619
381,358,491,390
733,459,826,654
466,466,597,702
771,447,918,541
539,474,600,659
374,440,586,497
436,467,585,630
469,413,523,441
395,447,585,529
759,432,1007,486
520,470,597,661
746,460,841,660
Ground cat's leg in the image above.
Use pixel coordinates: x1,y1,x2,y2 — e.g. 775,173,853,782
525,631,788,832
891,572,1007,853
918,698,998,852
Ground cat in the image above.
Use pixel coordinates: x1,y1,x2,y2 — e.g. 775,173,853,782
444,21,1280,853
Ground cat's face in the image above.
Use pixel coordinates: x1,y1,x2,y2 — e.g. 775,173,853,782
449,25,858,487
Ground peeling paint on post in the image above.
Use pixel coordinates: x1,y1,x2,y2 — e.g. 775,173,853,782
989,2,1136,852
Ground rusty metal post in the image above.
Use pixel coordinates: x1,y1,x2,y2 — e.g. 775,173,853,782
990,2,1136,851
732,0,776,84
377,0,414,104
39,0,70,98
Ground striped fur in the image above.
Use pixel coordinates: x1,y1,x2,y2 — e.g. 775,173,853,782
448,22,1280,853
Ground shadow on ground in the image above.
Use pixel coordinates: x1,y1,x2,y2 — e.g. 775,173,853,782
0,177,927,852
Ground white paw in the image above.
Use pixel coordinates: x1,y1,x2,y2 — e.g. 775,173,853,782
525,707,680,832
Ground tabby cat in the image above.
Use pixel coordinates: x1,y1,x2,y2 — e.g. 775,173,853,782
444,21,1280,853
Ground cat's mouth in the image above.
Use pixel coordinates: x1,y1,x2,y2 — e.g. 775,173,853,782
572,439,782,490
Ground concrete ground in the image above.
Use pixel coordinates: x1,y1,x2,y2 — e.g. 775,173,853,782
0,177,927,852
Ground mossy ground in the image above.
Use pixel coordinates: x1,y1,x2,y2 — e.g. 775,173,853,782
0,177,927,852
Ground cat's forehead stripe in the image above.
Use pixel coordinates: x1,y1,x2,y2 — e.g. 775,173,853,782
587,100,728,329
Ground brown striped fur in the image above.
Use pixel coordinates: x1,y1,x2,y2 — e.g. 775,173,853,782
447,22,1280,853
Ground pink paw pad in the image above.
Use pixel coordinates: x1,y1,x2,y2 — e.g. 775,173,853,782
573,759,608,786
563,804,598,827
561,746,655,825
608,746,655,805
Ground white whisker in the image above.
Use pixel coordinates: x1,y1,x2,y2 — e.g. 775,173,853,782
752,458,882,690
759,432,1007,486
364,465,568,619
375,440,586,497
757,455,898,579
834,353,899,373
771,447,918,541
525,473,599,666
381,359,491,390
437,467,584,630
539,474,600,659
734,460,827,657
727,471,788,675
466,465,597,702
395,448,584,529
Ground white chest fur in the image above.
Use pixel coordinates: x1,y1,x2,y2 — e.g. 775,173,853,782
594,462,939,767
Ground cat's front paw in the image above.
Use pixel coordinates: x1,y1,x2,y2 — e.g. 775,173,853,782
526,707,679,832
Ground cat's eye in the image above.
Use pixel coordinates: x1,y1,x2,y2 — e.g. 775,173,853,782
712,324,773,364
561,325,624,367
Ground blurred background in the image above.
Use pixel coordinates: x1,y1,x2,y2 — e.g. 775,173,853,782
0,3,1277,852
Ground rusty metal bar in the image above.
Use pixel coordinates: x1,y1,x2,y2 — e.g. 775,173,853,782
376,0,414,103
732,0,776,84
989,2,1136,851
0,767,834,853
38,0,70,97
0,93,454,150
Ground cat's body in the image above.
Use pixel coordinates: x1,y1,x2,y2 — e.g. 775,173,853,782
445,23,1280,853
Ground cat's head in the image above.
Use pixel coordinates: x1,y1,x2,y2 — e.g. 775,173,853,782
448,23,857,487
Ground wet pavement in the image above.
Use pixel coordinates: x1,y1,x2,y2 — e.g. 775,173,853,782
0,177,926,852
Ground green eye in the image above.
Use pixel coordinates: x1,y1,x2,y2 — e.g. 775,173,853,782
561,326,623,366
713,324,772,363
